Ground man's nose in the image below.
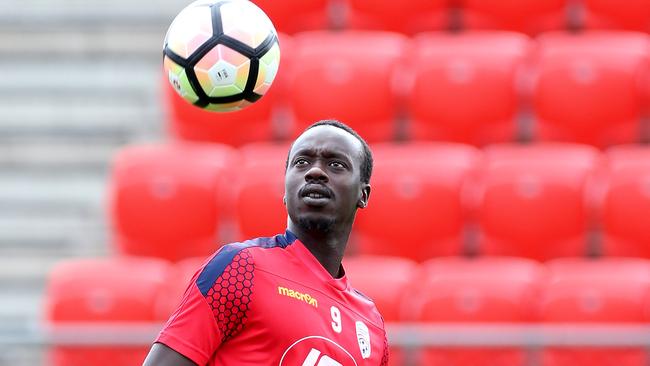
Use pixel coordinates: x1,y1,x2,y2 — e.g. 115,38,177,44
305,164,329,183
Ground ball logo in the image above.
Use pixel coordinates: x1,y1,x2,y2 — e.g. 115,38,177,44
279,336,357,366
168,71,182,92
355,321,371,359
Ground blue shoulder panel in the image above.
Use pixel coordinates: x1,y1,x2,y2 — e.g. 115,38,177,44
196,231,297,296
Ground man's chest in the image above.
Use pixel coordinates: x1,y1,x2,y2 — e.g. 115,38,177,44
239,269,386,365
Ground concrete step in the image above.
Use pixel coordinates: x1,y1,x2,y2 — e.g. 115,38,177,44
0,95,162,140
0,142,116,174
0,213,109,257
0,256,71,287
0,0,187,26
0,172,106,211
0,27,166,60
0,60,160,97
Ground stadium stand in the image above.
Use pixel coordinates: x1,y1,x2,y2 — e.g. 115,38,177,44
352,142,482,261
475,143,601,260
532,31,650,147
7,1,649,364
581,0,650,32
539,257,650,366
459,0,570,34
344,0,450,34
107,142,238,262
43,257,172,366
407,31,531,145
599,145,650,257
288,31,410,142
411,257,546,365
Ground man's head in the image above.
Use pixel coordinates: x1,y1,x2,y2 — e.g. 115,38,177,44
284,120,373,233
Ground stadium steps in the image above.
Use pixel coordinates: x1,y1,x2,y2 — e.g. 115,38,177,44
0,142,118,174
0,2,186,362
0,0,186,27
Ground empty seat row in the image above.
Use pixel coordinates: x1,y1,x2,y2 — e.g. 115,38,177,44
108,141,650,262
165,30,650,148
44,255,650,365
251,0,650,34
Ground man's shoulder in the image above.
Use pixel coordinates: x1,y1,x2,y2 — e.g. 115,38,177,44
348,287,386,329
195,232,295,296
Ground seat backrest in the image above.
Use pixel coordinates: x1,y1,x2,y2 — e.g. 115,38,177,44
108,142,238,261
532,31,650,147
408,31,531,145
475,143,601,260
343,255,419,322
582,0,650,32
541,257,650,321
234,142,291,240
251,0,330,34
44,257,172,366
459,0,569,34
345,0,450,34
288,31,410,142
600,145,650,257
353,142,482,261
411,256,545,322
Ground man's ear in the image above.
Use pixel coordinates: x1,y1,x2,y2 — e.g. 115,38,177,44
283,196,286,206
357,184,371,209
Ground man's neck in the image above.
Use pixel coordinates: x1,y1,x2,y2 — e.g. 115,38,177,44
288,223,350,278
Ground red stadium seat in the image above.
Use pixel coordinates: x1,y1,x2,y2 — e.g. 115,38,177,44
352,142,482,261
234,142,291,240
108,142,238,261
288,31,410,143
344,255,418,366
582,0,650,32
412,257,545,366
345,0,450,34
156,256,209,319
408,32,531,145
540,257,650,366
164,33,293,146
532,32,650,147
599,145,650,257
251,0,330,34
44,257,172,366
343,255,418,322
459,0,569,34
475,143,601,260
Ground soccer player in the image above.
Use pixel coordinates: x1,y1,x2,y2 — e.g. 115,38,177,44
143,120,389,365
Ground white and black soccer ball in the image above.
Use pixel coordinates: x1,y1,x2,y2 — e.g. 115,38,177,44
163,0,280,112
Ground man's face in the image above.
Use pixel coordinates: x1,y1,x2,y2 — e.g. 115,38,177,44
284,125,369,233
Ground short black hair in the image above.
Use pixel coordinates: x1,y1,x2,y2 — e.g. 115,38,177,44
285,119,373,184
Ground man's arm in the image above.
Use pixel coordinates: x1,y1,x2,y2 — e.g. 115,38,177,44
143,342,198,366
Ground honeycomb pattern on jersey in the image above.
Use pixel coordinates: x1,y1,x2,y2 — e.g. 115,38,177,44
205,249,254,342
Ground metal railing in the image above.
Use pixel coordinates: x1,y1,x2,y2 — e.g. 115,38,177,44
5,322,650,365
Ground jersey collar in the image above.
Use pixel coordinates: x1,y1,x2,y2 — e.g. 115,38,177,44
285,229,350,291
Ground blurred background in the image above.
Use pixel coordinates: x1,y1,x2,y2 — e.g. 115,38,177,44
1,0,650,365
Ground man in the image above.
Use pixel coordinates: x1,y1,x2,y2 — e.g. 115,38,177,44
143,120,389,365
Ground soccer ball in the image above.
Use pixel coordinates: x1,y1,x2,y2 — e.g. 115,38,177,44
163,0,281,112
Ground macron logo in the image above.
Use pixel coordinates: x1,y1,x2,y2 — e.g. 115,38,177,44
278,286,318,308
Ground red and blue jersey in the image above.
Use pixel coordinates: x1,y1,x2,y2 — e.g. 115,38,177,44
155,230,389,365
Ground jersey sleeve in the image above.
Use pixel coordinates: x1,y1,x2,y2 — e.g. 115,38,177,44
155,246,255,365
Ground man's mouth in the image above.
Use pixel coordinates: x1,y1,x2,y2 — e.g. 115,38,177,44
300,185,333,206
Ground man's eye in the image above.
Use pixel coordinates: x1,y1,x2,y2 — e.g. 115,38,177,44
330,161,345,168
294,158,309,166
